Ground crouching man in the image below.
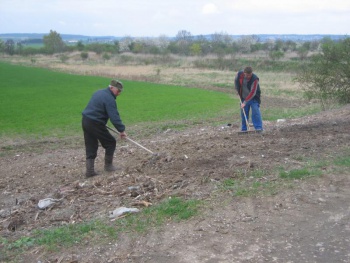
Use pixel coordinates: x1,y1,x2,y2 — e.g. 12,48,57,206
82,79,127,177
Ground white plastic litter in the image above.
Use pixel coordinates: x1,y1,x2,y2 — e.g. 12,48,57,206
109,207,140,218
37,198,62,209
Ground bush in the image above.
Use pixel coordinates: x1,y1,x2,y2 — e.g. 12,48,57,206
269,50,284,61
295,38,350,110
80,52,89,60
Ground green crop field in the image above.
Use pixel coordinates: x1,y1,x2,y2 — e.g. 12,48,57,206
0,62,235,139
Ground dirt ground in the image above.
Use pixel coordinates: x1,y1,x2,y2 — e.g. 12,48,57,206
1,100,350,262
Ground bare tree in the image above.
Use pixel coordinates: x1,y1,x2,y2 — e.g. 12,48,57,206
237,35,255,53
5,39,15,55
0,39,4,53
175,30,193,55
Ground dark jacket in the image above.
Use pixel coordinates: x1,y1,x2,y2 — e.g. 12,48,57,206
234,71,261,104
82,87,125,132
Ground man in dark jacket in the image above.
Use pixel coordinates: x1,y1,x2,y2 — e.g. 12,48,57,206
234,66,263,132
82,79,127,177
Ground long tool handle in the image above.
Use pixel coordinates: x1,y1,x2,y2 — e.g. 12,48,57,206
240,102,250,131
106,126,155,155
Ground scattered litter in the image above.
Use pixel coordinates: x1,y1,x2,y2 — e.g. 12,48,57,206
131,200,153,207
109,207,140,219
221,123,232,129
184,155,188,159
128,186,140,191
0,209,11,217
318,198,326,203
37,198,63,210
277,119,286,123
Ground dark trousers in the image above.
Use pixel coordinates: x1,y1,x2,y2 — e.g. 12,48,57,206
82,116,116,159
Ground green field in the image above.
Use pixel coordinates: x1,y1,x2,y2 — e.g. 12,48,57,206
0,62,235,139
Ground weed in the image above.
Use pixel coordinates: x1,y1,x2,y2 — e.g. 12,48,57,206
263,104,321,121
220,178,236,191
8,236,35,250
279,168,319,179
157,197,199,220
334,156,350,167
251,169,267,178
23,220,115,251
293,155,306,162
115,197,201,234
60,55,69,63
233,168,249,178
1,197,201,257
232,180,279,197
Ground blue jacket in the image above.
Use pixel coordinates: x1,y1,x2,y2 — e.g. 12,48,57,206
82,87,125,132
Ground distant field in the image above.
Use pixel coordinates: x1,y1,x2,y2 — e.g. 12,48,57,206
0,62,235,139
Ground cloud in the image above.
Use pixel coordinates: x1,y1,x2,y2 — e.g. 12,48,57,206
0,0,349,36
226,0,350,13
202,3,219,14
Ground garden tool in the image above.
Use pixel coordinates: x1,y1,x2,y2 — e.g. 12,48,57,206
106,126,155,155
240,101,250,132
238,101,260,134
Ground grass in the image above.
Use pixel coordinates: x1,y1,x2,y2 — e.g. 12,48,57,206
0,197,200,259
234,181,279,197
0,58,331,155
116,197,201,234
334,156,350,167
0,62,235,139
263,104,321,121
216,156,347,198
220,178,236,191
279,168,313,179
0,58,348,261
4,219,117,253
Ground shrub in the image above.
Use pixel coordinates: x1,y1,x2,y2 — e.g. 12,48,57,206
295,37,350,110
80,52,89,60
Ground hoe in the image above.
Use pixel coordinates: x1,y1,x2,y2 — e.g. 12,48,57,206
106,126,155,155
238,102,262,135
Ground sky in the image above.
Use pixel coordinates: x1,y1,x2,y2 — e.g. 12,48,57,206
1,0,349,37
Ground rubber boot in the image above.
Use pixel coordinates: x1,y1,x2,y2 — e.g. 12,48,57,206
104,154,118,172
86,159,99,178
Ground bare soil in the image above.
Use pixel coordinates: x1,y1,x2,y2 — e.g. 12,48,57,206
1,59,350,262
1,103,350,263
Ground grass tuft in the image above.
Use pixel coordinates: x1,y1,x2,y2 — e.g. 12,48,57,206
115,197,201,233
334,156,350,167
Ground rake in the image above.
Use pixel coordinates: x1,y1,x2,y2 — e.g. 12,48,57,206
238,101,261,135
106,126,155,155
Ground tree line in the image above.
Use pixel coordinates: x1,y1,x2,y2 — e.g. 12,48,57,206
1,30,349,108
0,30,321,60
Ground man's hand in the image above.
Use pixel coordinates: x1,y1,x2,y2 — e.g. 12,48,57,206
120,131,127,139
240,102,246,108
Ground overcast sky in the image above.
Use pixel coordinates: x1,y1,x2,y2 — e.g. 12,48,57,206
1,0,349,37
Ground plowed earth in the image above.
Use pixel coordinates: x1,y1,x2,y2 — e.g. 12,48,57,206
1,104,350,263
